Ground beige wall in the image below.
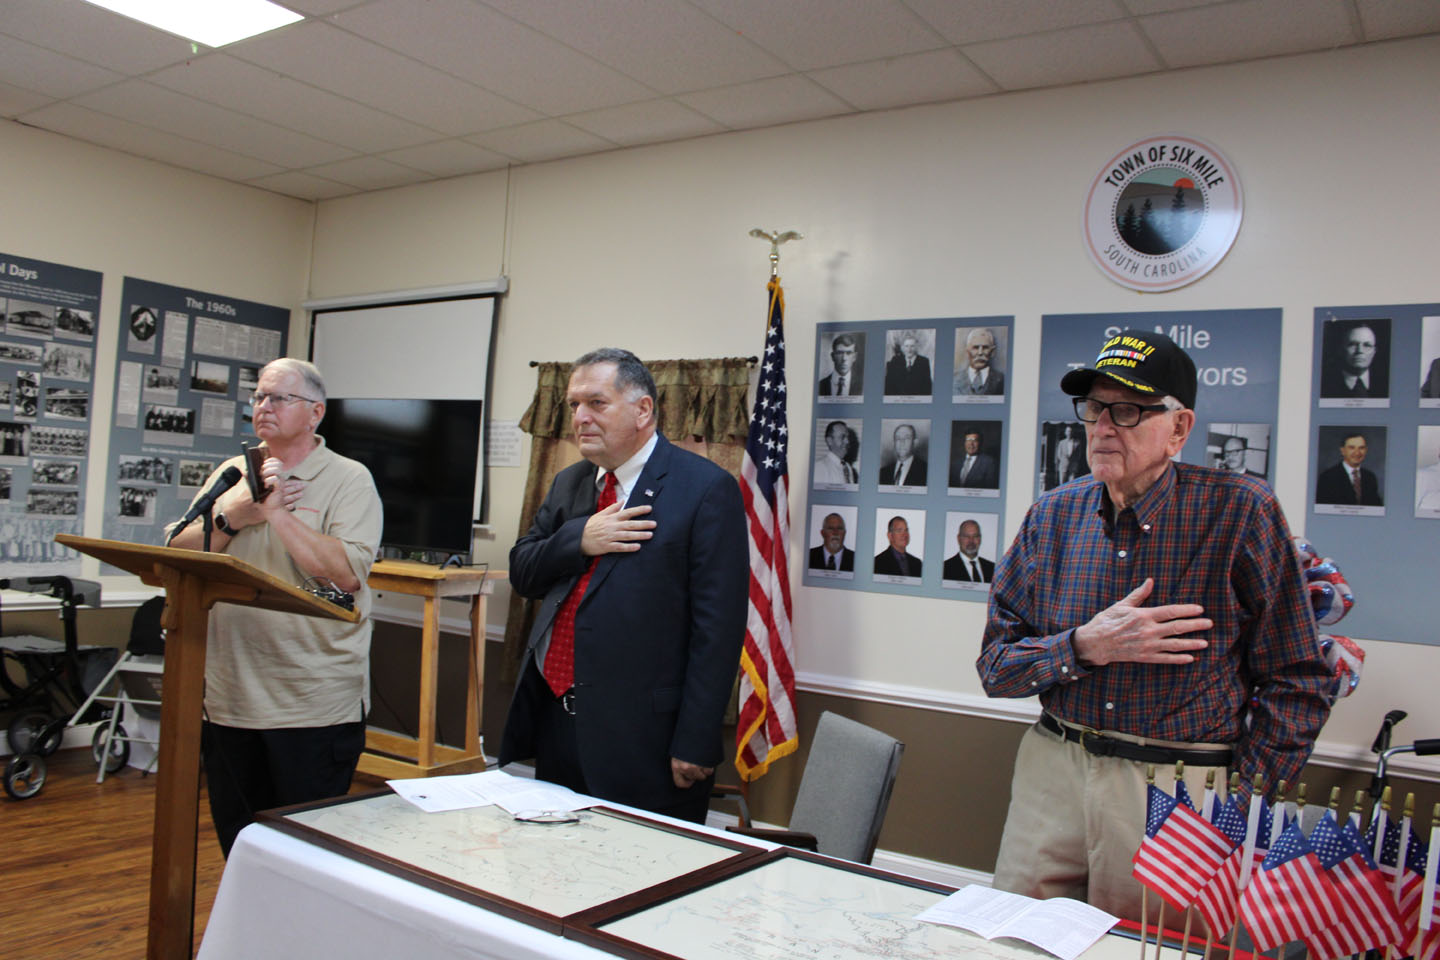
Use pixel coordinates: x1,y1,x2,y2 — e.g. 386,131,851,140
7,35,1439,869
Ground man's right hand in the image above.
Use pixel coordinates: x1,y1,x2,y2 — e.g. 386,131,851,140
581,503,655,556
1072,577,1212,667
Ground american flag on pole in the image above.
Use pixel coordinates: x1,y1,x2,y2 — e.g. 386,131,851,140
734,277,798,781
1132,781,1231,911
1238,818,1339,951
1193,794,1252,938
1302,814,1404,960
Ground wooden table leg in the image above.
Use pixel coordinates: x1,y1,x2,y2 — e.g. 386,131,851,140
417,596,439,769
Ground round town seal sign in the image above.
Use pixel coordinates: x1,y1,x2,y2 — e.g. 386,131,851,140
1083,135,1243,292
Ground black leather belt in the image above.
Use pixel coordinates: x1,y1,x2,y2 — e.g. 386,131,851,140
1039,713,1232,767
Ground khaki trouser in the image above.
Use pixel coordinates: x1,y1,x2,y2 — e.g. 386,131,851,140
992,717,1230,927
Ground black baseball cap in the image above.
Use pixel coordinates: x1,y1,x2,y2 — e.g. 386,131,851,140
1060,329,1197,409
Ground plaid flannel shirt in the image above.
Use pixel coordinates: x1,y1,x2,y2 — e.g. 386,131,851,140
977,462,1332,792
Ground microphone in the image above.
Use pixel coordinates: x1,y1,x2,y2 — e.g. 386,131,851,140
167,466,243,544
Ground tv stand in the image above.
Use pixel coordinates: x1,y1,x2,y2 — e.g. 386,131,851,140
359,559,505,779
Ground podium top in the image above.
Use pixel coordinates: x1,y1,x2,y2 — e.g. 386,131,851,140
56,534,360,623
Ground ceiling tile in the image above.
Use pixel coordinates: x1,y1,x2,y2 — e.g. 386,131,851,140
807,48,998,110
1119,0,1229,13
0,0,197,74
964,21,1162,90
282,0,370,14
74,80,358,168
19,101,286,181
1355,0,1440,41
678,75,852,129
689,0,947,71
565,98,727,147
905,0,1129,44
0,83,55,118
0,33,124,100
478,0,788,93
333,0,655,115
229,21,539,134
379,139,512,177
1140,0,1359,68
467,120,617,163
303,155,435,191
245,170,360,201
147,59,442,155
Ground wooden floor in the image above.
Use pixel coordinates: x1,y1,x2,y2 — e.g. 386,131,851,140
1,746,384,960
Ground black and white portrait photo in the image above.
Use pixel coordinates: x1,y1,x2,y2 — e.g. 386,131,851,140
883,328,935,400
877,418,930,491
812,418,861,490
817,331,865,401
1319,317,1390,406
1208,423,1271,482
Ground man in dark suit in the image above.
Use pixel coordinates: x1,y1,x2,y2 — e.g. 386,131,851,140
500,348,748,823
1320,322,1387,398
1218,436,1267,480
954,327,1005,396
877,422,927,486
1315,430,1383,506
808,512,854,572
818,333,862,396
884,333,932,395
943,519,995,583
950,430,999,488
873,515,922,577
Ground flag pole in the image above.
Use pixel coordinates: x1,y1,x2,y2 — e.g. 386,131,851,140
1141,765,1155,960
1231,775,1264,960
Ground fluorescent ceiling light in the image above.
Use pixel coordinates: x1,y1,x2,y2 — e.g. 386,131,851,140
81,0,303,48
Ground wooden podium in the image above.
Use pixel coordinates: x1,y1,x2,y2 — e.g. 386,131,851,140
359,560,505,779
56,534,360,960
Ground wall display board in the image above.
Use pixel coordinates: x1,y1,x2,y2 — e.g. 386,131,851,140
806,318,1013,601
1306,302,1440,644
99,277,288,565
0,251,103,577
260,790,760,933
1037,309,1282,502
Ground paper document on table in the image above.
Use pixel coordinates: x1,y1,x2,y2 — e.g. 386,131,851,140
387,769,592,815
916,885,1118,960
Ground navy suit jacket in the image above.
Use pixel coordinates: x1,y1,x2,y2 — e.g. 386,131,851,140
500,434,748,812
943,553,995,583
951,452,999,488
1315,462,1382,506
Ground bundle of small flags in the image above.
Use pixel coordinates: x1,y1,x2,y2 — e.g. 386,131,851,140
1132,769,1440,960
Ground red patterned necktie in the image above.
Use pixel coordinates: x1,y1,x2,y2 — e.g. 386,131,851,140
1350,468,1362,502
543,472,619,696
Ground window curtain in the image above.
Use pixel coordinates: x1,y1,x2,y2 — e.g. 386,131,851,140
499,358,753,693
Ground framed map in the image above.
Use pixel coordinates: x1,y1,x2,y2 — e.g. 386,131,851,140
570,848,1144,960
260,791,762,933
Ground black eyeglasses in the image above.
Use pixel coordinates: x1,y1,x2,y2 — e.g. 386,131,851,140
250,391,319,408
1073,396,1171,428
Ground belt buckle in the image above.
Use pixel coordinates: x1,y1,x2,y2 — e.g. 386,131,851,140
1079,727,1115,757
560,691,576,715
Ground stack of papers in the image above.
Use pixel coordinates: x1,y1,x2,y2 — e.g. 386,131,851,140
917,885,1118,960
387,770,590,815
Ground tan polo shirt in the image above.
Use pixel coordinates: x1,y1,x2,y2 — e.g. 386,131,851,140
192,437,382,728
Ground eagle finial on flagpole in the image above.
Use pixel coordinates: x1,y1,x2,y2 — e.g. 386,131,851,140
749,228,802,277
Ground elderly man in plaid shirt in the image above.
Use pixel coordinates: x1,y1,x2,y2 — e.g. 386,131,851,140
978,330,1333,924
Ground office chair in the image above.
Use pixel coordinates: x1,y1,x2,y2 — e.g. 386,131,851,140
720,710,904,864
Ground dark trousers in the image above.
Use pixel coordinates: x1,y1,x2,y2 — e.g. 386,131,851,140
515,659,713,824
201,718,366,857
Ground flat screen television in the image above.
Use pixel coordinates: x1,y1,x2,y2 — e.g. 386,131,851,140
321,398,482,559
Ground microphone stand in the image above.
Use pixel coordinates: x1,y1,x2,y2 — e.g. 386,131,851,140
201,510,214,553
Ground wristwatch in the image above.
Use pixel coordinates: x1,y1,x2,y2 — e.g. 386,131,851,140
214,512,236,536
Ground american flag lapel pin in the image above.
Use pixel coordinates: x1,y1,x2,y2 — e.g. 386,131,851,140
645,488,654,497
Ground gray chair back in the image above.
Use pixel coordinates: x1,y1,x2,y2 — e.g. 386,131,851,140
786,710,904,864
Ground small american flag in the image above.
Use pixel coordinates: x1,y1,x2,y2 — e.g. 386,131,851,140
1132,782,1230,911
1193,794,1251,937
734,278,798,781
1302,815,1403,960
1239,818,1339,950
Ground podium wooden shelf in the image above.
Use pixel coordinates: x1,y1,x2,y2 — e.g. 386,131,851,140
56,534,360,960
359,560,506,780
